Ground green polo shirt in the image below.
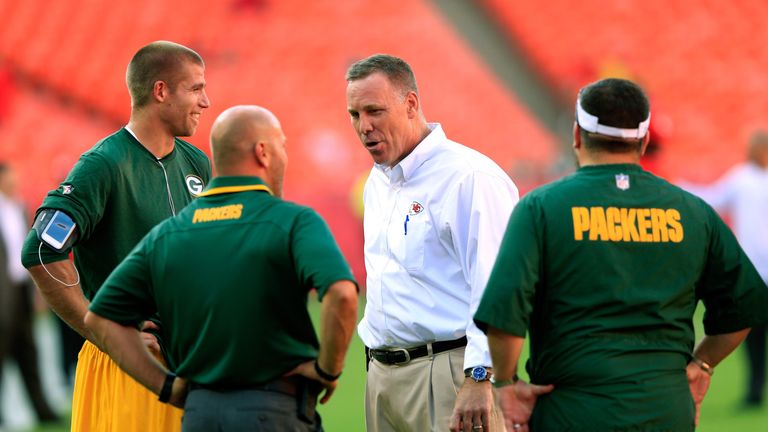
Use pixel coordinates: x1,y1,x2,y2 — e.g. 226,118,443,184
21,128,211,301
474,164,768,430
89,176,357,386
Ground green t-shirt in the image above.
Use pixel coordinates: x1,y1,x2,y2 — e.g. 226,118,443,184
474,164,768,431
89,176,357,386
21,128,211,301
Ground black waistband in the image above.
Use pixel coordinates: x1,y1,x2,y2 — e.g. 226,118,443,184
189,376,302,396
366,336,468,365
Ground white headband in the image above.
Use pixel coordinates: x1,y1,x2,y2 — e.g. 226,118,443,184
576,98,650,139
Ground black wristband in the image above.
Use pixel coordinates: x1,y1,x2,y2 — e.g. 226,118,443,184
314,360,341,381
158,372,176,403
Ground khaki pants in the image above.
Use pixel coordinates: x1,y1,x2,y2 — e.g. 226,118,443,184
365,347,505,432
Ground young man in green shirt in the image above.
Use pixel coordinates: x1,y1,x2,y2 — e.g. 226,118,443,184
84,105,359,431
474,78,768,431
21,41,212,431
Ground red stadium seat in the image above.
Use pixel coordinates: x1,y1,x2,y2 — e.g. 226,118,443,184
481,0,768,180
2,0,559,281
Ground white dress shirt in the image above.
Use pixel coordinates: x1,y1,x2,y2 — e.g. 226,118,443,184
358,123,519,369
0,193,30,284
683,162,768,280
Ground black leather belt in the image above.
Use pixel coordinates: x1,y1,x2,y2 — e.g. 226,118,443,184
366,336,467,365
189,376,301,396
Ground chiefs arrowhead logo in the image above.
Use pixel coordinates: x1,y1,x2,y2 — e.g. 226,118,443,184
409,201,424,216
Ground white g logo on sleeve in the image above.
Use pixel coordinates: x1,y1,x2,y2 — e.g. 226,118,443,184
185,175,204,197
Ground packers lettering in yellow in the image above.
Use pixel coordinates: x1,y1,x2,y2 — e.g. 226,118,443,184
572,206,683,243
192,204,244,223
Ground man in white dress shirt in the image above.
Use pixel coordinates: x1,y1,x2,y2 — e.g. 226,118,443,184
345,54,519,432
681,131,768,407
0,163,60,426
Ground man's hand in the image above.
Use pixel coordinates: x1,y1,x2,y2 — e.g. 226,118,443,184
495,379,554,432
284,360,338,404
449,379,494,432
168,376,189,409
686,362,711,426
140,321,161,355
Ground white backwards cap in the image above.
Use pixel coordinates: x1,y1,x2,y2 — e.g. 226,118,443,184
576,97,650,139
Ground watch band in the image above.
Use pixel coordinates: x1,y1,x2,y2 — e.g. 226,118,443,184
314,360,341,381
158,372,176,403
464,366,492,382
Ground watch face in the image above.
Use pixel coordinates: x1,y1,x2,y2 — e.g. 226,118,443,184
471,367,488,381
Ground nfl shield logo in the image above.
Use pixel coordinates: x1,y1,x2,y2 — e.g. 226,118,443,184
61,184,74,195
615,174,630,190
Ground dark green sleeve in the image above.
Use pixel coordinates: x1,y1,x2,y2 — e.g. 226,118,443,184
474,196,541,336
20,152,113,267
290,208,357,300
89,234,156,326
698,209,768,334
21,229,68,267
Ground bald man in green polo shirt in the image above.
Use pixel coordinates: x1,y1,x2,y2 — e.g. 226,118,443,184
84,105,359,431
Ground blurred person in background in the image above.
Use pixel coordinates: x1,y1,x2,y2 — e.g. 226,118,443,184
84,105,359,431
346,54,518,432
680,130,768,407
0,162,60,426
20,41,211,432
55,314,84,389
474,78,768,431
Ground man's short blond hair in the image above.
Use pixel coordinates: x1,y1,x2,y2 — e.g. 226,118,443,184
126,41,204,109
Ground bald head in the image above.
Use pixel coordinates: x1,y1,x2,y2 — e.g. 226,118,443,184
211,105,281,172
748,130,768,167
210,105,288,195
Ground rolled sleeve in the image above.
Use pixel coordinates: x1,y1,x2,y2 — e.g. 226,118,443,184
698,211,768,334
291,208,358,300
446,171,518,368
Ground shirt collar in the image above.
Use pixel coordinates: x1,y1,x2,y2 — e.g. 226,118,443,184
375,123,444,184
199,176,273,197
577,163,644,174
122,126,178,162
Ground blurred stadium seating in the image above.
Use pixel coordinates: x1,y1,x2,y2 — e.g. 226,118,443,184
0,0,557,282
2,0,767,281
482,0,768,180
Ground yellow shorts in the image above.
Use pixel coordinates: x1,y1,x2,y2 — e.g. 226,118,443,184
70,340,183,432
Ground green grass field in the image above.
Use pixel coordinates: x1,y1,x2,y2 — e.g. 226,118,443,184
27,300,767,432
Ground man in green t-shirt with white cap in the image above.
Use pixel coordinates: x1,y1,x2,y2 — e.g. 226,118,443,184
475,78,768,431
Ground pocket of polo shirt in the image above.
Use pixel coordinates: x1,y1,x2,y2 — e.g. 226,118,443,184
403,217,427,271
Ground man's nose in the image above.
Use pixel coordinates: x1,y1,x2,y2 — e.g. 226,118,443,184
358,115,373,134
200,90,211,108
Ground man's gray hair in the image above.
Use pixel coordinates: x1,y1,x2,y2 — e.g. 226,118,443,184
345,54,418,96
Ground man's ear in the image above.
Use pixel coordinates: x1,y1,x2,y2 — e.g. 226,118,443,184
405,91,419,119
572,122,582,150
152,80,170,103
253,141,269,168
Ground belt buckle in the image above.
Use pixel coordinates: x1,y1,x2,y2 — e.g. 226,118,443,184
390,348,411,364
